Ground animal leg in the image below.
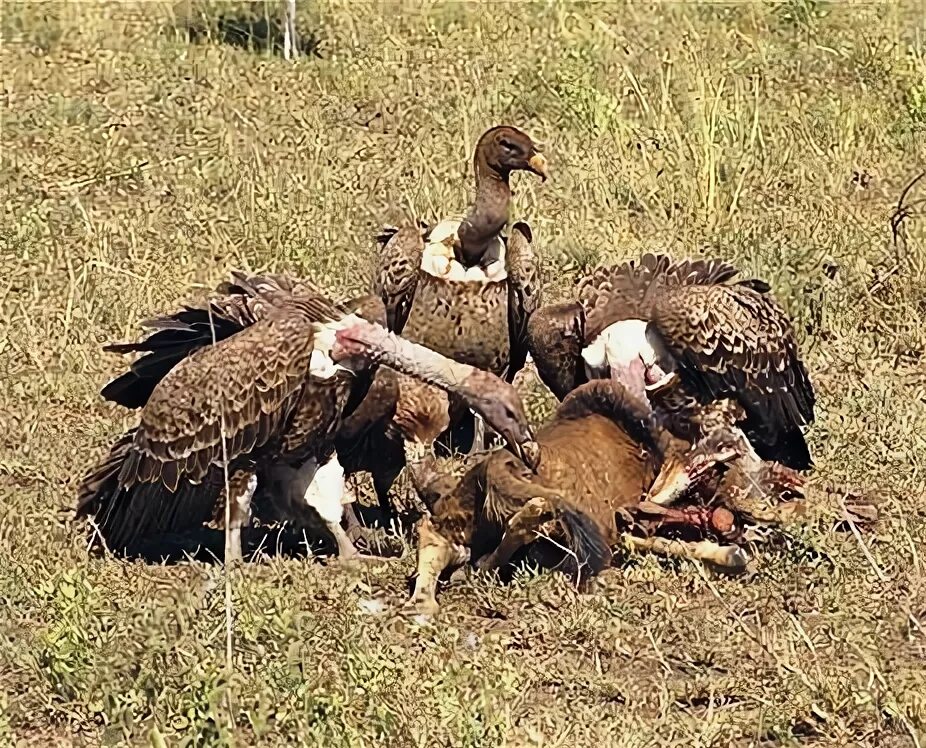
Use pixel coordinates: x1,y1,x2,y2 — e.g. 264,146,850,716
405,515,470,615
469,412,486,455
214,468,257,564
476,497,556,573
625,535,749,569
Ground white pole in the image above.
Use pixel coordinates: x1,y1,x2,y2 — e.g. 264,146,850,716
282,0,298,60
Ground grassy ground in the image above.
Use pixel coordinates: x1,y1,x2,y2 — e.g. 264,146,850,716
2,1,926,745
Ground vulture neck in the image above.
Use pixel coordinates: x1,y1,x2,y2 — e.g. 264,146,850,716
334,321,478,398
456,155,510,268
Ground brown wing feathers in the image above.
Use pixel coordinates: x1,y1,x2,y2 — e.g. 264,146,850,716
651,283,815,467
531,252,815,467
580,253,739,341
503,222,540,383
373,225,425,333
76,428,228,555
81,278,346,555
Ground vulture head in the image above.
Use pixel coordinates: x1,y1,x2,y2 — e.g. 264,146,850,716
646,430,744,506
328,318,538,471
454,369,538,470
476,125,548,182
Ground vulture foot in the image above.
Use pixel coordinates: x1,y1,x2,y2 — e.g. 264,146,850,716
345,521,397,552
402,595,441,617
449,565,472,584
335,554,400,569
327,520,362,559
343,502,367,541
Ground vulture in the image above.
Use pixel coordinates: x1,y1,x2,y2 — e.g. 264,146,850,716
405,379,788,614
334,369,450,527
77,273,536,562
374,125,548,465
526,253,816,502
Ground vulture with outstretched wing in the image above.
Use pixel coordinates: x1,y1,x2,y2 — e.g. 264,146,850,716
527,253,816,478
77,274,536,561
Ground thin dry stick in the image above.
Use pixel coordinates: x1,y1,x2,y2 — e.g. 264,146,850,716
207,301,236,734
870,170,926,294
840,493,889,583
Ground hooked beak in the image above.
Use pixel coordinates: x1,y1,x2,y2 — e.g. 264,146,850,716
527,152,548,182
514,438,541,473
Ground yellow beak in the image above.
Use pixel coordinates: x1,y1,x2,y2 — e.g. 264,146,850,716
527,153,548,181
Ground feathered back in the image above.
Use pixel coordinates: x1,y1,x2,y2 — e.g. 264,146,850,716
580,253,739,341
101,273,355,410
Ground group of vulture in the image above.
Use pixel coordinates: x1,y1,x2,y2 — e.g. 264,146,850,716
77,125,826,614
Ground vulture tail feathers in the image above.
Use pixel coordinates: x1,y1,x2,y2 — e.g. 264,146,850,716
82,473,223,558
79,431,226,555
76,430,137,518
743,416,813,471
101,311,245,409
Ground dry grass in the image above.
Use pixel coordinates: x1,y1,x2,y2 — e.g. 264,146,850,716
2,1,926,745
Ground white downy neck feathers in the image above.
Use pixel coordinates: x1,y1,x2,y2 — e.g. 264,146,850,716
581,319,654,377
419,218,508,283
310,313,366,379
300,453,348,525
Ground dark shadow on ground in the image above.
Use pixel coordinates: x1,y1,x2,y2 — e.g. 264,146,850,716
123,525,331,564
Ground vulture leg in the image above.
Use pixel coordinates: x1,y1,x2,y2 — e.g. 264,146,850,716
342,498,366,540
475,497,556,573
405,515,470,615
216,468,257,564
329,519,361,560
625,535,749,569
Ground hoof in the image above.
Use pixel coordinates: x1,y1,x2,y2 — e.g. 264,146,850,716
449,565,471,584
402,597,440,617
721,546,750,569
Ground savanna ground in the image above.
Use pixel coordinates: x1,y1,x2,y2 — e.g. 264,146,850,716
2,1,925,745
